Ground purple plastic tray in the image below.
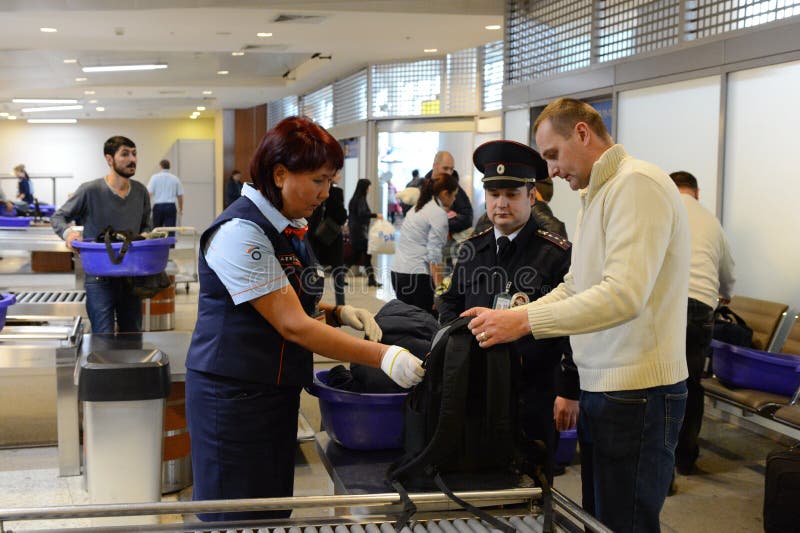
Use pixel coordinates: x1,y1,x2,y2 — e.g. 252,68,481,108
30,203,56,216
0,293,16,333
711,340,800,396
0,216,32,227
73,237,175,276
306,370,407,450
555,428,578,465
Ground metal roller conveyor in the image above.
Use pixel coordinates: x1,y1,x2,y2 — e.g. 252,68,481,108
10,290,86,316
0,488,612,533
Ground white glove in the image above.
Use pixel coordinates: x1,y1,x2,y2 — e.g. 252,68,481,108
338,305,383,342
381,345,425,389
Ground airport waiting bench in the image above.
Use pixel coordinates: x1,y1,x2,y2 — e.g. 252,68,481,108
701,295,799,438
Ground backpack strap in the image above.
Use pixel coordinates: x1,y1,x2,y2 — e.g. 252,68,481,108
390,480,417,531
433,473,515,533
102,226,132,265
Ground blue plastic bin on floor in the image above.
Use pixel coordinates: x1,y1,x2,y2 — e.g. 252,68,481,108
555,428,578,465
306,370,407,450
711,340,800,396
0,293,16,333
0,216,32,227
73,237,175,277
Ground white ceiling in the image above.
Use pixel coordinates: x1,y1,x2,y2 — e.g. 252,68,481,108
0,0,504,120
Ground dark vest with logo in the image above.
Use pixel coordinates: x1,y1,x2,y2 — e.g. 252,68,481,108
185,195,324,386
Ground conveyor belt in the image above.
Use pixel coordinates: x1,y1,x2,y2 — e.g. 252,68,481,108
9,290,86,316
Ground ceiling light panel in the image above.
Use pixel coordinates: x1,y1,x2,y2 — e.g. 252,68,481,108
82,64,168,73
22,105,83,113
13,98,78,104
28,119,77,124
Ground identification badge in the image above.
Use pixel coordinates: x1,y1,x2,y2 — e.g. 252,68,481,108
511,292,530,307
492,282,513,310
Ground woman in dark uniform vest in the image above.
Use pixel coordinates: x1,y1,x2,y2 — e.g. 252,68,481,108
185,116,424,522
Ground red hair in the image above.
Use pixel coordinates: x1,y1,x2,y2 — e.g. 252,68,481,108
250,116,344,209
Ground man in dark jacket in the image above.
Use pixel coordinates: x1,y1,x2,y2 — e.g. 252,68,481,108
438,140,578,481
425,151,473,234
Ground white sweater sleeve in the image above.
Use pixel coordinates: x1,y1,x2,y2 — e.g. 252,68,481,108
524,175,679,339
718,233,736,301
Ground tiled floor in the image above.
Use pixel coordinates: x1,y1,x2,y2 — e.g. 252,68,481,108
0,255,794,531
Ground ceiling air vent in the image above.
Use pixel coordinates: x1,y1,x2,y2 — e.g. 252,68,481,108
272,14,327,24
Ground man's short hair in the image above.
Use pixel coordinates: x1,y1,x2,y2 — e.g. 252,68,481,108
534,178,553,201
103,136,136,157
433,150,452,166
533,98,611,143
160,159,170,170
670,171,698,191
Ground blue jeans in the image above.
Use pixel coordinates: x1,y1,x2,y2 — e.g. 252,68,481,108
84,275,142,333
578,381,687,533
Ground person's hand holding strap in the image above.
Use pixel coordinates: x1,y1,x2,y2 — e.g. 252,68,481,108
380,345,424,388
338,305,383,341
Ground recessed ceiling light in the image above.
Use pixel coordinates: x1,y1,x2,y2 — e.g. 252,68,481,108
189,115,198,120
196,106,206,111
231,51,245,56
217,70,229,75
75,77,87,82
22,105,83,113
424,48,438,53
88,99,98,104
96,107,105,112
40,27,57,33
12,98,78,104
63,58,77,64
28,119,77,124
83,64,167,73
485,25,502,30
84,90,95,95
0,113,7,117
8,116,17,120
257,32,273,38
202,90,213,95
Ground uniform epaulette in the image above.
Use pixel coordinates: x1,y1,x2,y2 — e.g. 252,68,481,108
536,229,571,251
467,226,494,240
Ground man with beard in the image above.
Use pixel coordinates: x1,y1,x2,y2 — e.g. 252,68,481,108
51,136,152,333
438,140,577,481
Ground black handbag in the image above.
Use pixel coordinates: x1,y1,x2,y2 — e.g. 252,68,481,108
97,226,172,299
314,204,341,246
713,306,753,348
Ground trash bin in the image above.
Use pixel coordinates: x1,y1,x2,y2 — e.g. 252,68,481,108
78,347,170,523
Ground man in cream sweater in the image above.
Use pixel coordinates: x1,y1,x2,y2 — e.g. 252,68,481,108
465,98,690,533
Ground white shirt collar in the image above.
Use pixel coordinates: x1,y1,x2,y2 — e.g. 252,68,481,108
493,225,522,243
242,183,307,232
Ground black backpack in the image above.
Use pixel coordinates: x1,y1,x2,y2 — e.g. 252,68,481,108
713,306,753,348
387,317,552,533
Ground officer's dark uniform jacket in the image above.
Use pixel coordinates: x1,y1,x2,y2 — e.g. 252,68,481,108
185,195,324,386
438,216,579,400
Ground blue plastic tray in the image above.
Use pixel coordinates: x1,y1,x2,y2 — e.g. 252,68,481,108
73,237,175,277
0,293,16,333
555,428,578,465
711,340,800,396
306,369,407,450
30,203,55,216
0,216,32,227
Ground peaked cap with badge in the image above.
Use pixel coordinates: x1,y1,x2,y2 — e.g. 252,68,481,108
473,140,548,190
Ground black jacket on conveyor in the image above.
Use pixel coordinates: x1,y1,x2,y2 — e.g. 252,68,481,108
327,299,440,393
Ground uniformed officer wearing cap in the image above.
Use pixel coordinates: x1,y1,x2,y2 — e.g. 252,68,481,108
438,140,579,481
